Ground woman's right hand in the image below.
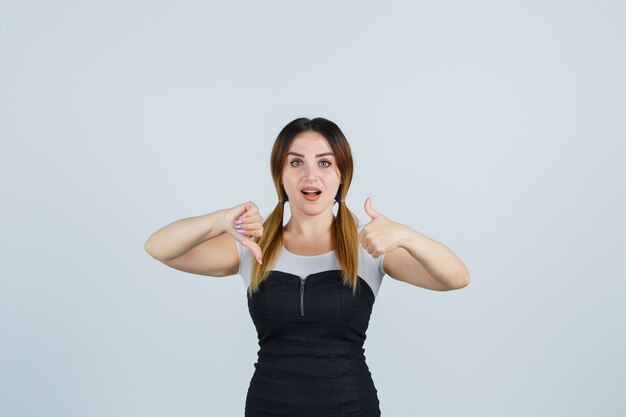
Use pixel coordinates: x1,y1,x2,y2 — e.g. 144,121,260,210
222,201,264,265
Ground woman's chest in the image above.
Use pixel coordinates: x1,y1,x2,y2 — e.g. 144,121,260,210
247,270,375,328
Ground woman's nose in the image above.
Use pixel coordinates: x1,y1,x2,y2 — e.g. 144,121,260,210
304,167,318,179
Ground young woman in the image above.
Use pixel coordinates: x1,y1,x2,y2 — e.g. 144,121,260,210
144,117,470,417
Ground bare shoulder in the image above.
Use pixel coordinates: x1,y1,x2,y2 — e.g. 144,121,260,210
158,232,240,277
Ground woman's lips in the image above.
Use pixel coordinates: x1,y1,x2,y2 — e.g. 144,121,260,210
301,190,321,201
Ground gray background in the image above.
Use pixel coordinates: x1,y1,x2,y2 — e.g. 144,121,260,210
2,1,625,416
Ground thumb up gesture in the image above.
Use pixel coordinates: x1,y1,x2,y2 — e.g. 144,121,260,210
358,193,407,257
222,201,264,265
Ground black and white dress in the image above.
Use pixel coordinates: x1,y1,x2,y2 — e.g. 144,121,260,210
236,221,386,417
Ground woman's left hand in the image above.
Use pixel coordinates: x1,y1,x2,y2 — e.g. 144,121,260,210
358,193,408,258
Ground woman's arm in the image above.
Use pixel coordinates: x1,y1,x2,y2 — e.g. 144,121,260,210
359,195,470,292
383,226,470,291
144,202,263,277
144,209,227,261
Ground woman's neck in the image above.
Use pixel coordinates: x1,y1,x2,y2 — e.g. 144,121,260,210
283,214,334,238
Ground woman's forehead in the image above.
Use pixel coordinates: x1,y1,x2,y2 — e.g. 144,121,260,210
288,134,332,154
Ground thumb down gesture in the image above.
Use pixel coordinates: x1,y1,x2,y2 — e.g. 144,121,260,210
223,201,264,265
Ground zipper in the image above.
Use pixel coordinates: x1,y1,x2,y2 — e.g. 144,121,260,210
300,275,308,316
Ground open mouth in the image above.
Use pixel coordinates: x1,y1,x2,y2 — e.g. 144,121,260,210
301,188,322,200
301,190,322,196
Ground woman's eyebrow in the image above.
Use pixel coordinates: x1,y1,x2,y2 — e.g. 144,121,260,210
287,152,334,157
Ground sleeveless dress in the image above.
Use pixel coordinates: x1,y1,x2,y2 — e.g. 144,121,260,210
236,222,386,417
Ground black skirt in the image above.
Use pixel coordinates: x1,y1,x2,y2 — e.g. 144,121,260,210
244,270,381,417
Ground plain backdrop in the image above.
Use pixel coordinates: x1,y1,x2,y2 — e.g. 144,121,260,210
2,1,625,416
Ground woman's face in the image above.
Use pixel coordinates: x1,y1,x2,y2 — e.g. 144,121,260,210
282,131,342,215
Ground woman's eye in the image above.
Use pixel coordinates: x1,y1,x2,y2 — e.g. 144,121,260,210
289,159,332,167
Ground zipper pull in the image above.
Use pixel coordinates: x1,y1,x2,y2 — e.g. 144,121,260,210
300,276,307,316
